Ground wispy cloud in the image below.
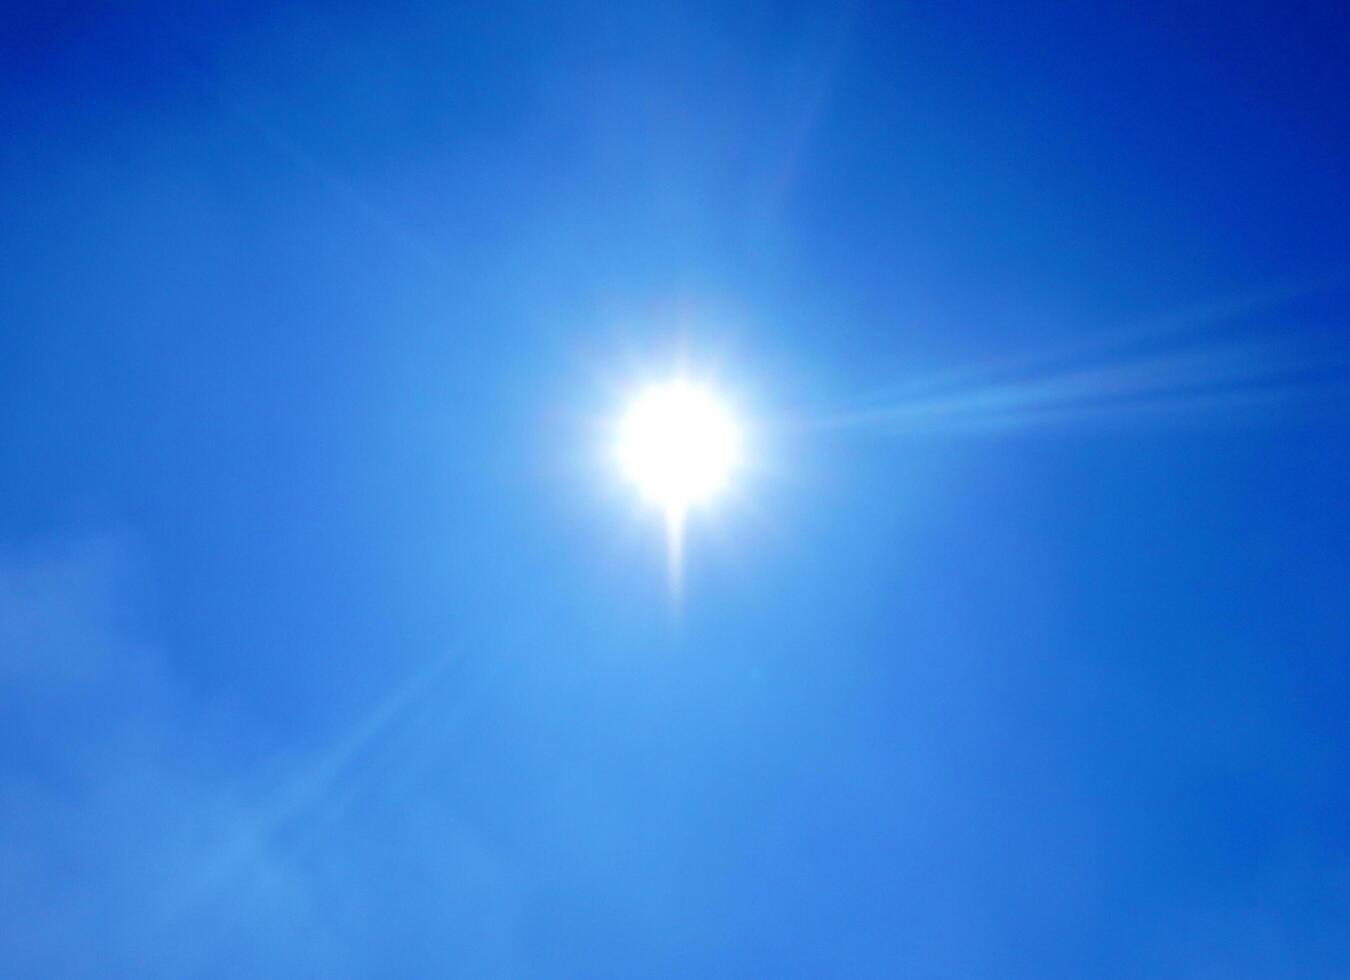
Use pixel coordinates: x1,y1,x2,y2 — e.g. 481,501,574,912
807,281,1350,435
0,533,522,978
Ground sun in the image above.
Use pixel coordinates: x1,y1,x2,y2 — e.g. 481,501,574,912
616,379,742,519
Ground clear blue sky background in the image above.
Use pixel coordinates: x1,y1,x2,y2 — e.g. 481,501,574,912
3,2,1350,977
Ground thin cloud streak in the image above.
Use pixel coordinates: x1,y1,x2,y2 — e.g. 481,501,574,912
849,273,1350,415
789,279,1350,436
828,341,1348,434
157,639,506,925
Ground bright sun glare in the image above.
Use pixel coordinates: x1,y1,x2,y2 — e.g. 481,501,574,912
616,380,742,519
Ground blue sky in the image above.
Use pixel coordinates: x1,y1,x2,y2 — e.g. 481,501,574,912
3,2,1350,976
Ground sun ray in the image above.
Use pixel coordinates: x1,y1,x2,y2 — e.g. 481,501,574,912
615,379,742,595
